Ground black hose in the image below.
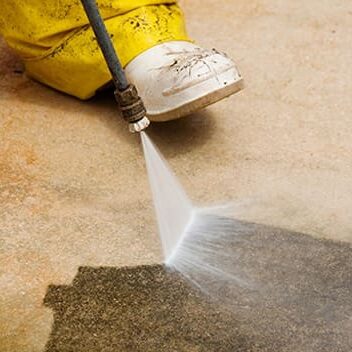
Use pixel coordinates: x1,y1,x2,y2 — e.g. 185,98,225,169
80,0,129,91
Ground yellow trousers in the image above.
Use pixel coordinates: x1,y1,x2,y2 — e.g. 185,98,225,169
0,1,190,99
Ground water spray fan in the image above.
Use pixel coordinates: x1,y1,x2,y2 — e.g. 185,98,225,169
80,0,150,133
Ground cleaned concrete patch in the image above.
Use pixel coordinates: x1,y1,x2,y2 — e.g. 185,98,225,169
44,221,352,352
44,265,247,352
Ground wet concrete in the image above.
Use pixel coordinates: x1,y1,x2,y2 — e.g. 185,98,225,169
44,221,352,352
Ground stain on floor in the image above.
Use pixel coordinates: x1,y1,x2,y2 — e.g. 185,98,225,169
44,220,352,352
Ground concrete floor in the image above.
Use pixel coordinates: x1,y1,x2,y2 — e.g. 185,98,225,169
1,0,352,350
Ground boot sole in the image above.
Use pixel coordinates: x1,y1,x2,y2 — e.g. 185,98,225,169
147,76,244,122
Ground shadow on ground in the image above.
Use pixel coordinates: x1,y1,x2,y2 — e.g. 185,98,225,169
44,220,352,352
91,86,217,156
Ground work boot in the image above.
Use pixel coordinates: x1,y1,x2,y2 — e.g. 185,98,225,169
125,41,243,121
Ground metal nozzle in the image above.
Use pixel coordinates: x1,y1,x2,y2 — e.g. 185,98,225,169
129,116,151,133
114,84,150,133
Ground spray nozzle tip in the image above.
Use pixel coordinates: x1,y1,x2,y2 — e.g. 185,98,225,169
129,116,150,133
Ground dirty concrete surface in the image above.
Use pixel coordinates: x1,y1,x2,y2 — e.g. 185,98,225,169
1,0,352,351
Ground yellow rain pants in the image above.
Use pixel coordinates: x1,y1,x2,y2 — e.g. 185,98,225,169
0,1,190,99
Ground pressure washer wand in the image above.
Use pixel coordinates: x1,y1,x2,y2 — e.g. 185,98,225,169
80,0,150,133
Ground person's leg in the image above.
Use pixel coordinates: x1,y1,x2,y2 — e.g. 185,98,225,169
0,1,243,121
0,1,187,99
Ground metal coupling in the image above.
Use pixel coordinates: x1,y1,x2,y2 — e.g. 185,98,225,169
114,84,150,133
